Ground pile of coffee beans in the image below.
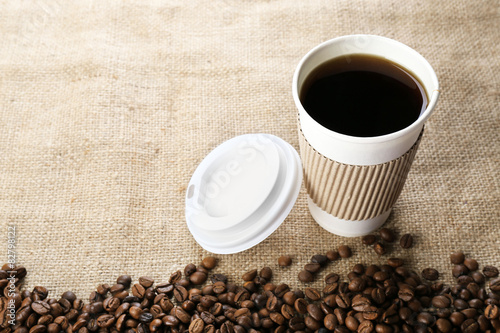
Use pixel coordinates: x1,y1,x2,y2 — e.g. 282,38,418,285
1,251,499,333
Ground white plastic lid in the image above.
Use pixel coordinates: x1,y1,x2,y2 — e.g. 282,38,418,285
185,134,303,254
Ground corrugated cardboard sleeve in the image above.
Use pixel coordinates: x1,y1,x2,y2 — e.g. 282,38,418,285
299,129,424,221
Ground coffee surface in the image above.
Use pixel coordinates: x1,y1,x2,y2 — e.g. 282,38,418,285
300,54,428,137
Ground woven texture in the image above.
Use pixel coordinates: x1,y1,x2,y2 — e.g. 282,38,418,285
0,1,499,298
299,130,422,221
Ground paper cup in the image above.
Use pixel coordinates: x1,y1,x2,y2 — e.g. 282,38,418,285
292,35,440,237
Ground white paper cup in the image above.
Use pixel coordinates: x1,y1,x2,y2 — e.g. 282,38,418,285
292,35,440,237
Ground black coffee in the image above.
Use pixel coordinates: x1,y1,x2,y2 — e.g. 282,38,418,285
300,54,428,137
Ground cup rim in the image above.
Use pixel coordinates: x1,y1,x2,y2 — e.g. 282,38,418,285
292,34,440,144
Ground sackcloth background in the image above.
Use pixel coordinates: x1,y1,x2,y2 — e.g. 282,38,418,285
0,0,499,299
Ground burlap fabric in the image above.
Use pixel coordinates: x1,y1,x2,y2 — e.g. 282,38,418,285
0,1,499,299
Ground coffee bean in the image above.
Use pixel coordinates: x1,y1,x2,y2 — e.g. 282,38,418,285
201,257,217,270
326,250,339,261
190,272,208,285
146,318,161,332
304,263,321,274
335,293,351,308
433,318,452,332
387,258,404,268
37,314,53,326
172,306,190,324
490,277,500,292
304,288,321,301
32,301,51,315
95,284,109,296
132,283,146,298
304,315,321,331
29,325,46,333
357,320,373,333
470,271,485,284
469,298,483,309
234,290,250,305
280,303,295,320
180,264,196,278
189,318,205,333
373,271,389,282
137,277,154,288
116,275,132,288
450,252,465,264
210,282,225,295
311,255,328,266
280,291,295,306
323,313,338,331
338,245,352,258
464,258,479,271
109,284,125,295
259,267,273,280
362,235,376,245
484,265,499,278
270,312,285,325
344,316,358,331
139,312,154,324
102,296,120,312
373,242,386,255
398,286,415,302
129,306,143,320
477,315,490,332
362,306,378,321
294,298,308,314
285,316,303,331
60,291,76,303
454,266,472,280
347,277,365,292
97,314,115,328
266,294,278,311
174,285,189,302
162,315,178,327
351,295,371,312
449,311,466,326
422,268,439,281
379,228,395,243
461,318,479,333
167,270,181,284
33,286,48,299
298,270,313,283
272,283,288,298
432,295,451,308
324,273,339,284
399,233,413,249
417,312,435,326
485,304,499,319
278,256,292,267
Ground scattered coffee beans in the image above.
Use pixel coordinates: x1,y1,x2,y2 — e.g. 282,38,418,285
2,251,498,333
